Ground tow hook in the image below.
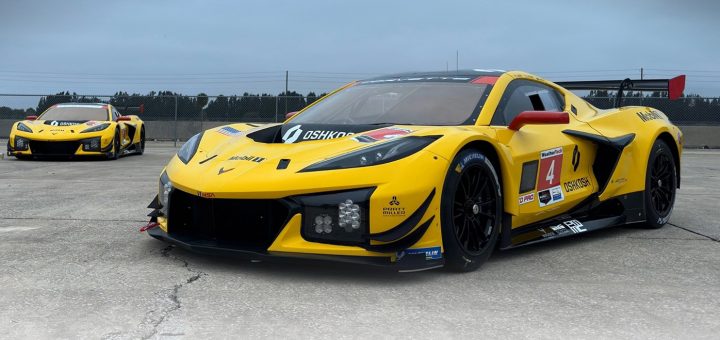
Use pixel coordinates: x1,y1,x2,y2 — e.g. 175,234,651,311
139,222,159,232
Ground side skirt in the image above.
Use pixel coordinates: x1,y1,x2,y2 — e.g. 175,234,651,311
499,191,644,250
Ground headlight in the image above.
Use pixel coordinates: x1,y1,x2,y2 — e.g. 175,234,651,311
295,188,373,245
80,123,110,133
17,122,32,133
14,136,29,150
301,136,438,172
158,171,172,215
177,132,203,164
81,137,101,151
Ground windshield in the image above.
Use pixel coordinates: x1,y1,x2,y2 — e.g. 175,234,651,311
292,82,490,125
39,104,109,121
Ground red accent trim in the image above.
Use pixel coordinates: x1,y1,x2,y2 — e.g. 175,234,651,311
117,115,131,121
668,75,685,100
285,111,299,120
508,111,569,131
25,115,38,121
471,76,499,85
139,222,159,232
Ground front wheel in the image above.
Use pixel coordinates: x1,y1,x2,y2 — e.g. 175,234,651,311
642,139,677,228
440,149,502,272
108,130,120,160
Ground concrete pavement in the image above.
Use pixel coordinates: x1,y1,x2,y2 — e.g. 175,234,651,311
0,144,718,339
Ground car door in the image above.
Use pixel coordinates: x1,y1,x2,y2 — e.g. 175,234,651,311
112,107,130,147
492,79,599,227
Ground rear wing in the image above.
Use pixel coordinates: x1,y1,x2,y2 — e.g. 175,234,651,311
555,75,685,108
114,104,145,115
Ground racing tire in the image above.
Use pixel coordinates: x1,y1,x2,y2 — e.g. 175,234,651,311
440,149,502,272
109,130,120,160
137,127,145,155
642,139,677,229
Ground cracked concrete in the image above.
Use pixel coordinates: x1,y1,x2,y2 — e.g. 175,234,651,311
0,143,718,339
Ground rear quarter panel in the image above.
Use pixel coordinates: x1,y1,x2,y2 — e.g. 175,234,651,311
584,106,682,200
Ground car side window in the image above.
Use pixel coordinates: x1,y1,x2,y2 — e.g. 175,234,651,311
491,80,565,126
112,108,120,121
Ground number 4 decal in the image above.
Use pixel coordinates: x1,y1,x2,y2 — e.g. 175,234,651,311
538,147,563,191
545,160,555,183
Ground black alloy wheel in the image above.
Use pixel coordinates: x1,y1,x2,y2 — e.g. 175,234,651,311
441,149,502,272
643,139,677,228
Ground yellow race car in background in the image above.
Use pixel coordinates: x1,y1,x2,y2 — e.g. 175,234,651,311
145,70,685,272
7,103,145,159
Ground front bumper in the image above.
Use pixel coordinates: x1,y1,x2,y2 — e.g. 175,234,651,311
8,135,113,157
147,226,444,271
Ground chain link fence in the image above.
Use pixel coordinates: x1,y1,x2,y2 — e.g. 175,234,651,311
1,94,719,142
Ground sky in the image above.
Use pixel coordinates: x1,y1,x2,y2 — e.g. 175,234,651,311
1,0,719,108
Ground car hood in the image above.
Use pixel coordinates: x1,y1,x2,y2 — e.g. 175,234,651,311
166,123,447,197
20,120,107,135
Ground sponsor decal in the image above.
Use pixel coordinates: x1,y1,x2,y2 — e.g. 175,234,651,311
538,147,563,191
46,120,83,126
282,124,354,143
361,77,471,84
217,167,235,175
282,125,303,143
538,185,564,207
197,191,215,198
216,126,243,136
563,177,590,192
571,145,580,171
229,155,265,163
382,196,406,217
56,104,106,108
560,219,586,233
636,110,663,122
389,196,400,205
519,192,535,205
352,127,412,143
397,246,442,260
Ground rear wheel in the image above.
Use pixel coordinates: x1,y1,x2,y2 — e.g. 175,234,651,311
643,139,677,228
440,149,502,272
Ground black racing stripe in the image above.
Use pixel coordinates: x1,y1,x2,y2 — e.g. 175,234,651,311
370,188,435,242
363,216,435,253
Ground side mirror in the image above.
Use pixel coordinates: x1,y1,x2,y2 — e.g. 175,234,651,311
117,115,132,122
285,111,299,120
508,111,569,131
25,115,38,121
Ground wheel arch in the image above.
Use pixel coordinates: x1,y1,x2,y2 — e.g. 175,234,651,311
457,140,503,184
656,131,681,188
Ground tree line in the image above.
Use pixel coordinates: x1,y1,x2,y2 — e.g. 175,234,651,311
1,90,718,124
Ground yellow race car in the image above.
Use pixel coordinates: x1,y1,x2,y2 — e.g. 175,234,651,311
7,103,145,159
145,70,685,272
